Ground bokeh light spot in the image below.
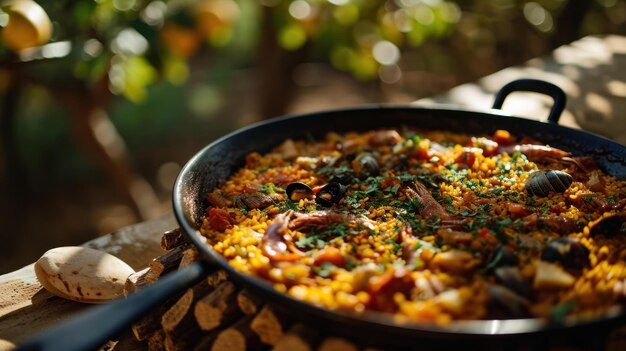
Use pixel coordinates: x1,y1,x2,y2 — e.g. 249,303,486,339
414,5,435,26
140,1,166,26
289,0,312,20
111,28,148,55
83,39,103,58
523,2,553,32
113,0,137,12
189,84,222,119
372,40,400,65
379,64,402,84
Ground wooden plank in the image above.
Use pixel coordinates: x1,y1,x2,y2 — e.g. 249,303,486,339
0,213,177,350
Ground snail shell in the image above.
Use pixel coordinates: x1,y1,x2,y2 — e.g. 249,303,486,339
525,170,573,197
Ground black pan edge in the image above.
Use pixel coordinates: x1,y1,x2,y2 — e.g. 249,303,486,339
173,104,626,342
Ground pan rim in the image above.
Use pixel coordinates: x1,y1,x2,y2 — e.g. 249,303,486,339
172,103,626,338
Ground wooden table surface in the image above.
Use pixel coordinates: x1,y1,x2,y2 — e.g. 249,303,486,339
1,34,625,350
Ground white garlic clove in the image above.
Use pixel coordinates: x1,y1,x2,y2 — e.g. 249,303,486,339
533,260,575,290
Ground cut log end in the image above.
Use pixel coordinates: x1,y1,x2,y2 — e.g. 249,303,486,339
207,270,229,288
250,305,289,346
318,337,359,351
147,244,190,282
194,281,241,331
178,248,200,269
237,289,262,315
161,289,194,333
147,330,166,351
194,304,225,331
124,267,152,297
211,329,246,351
161,228,187,250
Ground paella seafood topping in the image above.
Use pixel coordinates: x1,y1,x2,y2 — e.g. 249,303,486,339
200,128,626,324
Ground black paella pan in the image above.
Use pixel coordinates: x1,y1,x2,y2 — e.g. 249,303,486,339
17,79,626,351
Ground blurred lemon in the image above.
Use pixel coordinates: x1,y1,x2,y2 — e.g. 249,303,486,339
194,0,240,36
160,23,201,57
1,0,52,52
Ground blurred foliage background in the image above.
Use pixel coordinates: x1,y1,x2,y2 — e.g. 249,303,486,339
0,0,624,271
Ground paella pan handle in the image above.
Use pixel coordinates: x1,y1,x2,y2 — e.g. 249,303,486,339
16,261,215,351
492,78,566,124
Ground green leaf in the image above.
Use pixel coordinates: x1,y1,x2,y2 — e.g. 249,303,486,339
350,52,378,81
121,56,158,103
313,262,337,278
333,4,359,26
550,300,576,322
163,55,189,85
484,246,503,271
331,45,357,71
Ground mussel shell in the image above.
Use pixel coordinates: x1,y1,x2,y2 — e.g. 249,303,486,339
588,213,626,237
352,153,380,179
316,182,347,207
486,245,519,270
487,285,531,318
525,170,573,197
329,166,356,185
541,237,590,270
286,182,314,201
494,266,532,298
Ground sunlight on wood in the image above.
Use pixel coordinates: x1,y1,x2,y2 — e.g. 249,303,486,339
416,35,626,145
585,92,613,120
607,80,626,98
156,162,182,192
553,39,612,68
498,93,548,120
560,65,581,84
90,109,125,159
96,205,138,236
130,178,164,219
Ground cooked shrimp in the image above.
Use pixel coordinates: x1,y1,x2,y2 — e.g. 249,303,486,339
500,144,571,162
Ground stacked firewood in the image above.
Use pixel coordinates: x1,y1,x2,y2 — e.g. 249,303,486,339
124,228,363,351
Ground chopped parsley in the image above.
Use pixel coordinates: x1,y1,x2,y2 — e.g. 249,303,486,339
278,201,298,213
386,183,401,194
410,197,425,212
550,300,576,322
258,183,284,194
490,187,505,196
313,262,337,278
606,195,617,204
295,223,358,249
